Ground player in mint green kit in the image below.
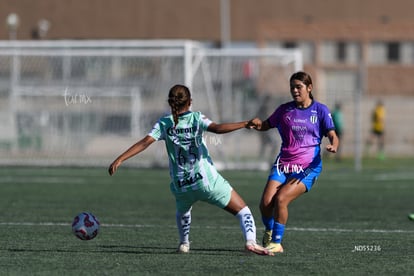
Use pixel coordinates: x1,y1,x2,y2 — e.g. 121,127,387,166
109,84,273,256
251,72,339,253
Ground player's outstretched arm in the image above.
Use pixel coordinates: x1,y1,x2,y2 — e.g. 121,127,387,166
250,118,271,131
108,135,156,175
207,119,259,134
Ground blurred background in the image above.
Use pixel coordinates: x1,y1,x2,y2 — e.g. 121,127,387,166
0,0,413,170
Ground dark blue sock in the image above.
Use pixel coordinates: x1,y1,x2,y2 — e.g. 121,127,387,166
261,216,274,231
272,222,285,243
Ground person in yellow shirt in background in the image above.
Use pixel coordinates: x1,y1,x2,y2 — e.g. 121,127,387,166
366,100,385,160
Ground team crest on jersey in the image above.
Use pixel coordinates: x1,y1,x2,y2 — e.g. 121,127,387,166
310,115,318,124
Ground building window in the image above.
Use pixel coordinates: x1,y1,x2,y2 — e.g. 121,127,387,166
299,41,315,64
265,40,313,64
368,42,386,64
387,42,400,62
337,41,346,62
283,41,297,48
401,42,414,65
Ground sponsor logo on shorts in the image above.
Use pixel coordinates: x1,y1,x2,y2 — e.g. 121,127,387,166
176,172,203,187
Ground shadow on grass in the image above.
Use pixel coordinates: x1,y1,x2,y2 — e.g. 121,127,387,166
99,244,244,255
4,245,245,256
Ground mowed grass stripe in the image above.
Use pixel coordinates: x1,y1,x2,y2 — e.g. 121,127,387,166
1,222,413,233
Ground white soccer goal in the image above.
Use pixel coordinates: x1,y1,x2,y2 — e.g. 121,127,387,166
0,40,302,168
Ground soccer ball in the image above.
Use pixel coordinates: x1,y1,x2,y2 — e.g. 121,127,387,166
72,212,100,240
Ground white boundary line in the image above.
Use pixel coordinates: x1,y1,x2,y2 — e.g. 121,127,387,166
0,222,413,234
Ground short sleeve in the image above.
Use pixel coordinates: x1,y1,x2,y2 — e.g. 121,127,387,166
320,105,336,136
266,106,282,128
148,120,165,141
199,113,213,130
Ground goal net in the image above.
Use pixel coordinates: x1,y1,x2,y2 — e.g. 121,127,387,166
0,40,302,169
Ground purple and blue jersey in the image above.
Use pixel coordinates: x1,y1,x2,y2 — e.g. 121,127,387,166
267,100,335,171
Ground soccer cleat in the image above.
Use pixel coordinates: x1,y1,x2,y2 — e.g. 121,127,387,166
245,240,274,256
408,213,414,221
266,242,284,253
262,230,272,247
176,242,190,253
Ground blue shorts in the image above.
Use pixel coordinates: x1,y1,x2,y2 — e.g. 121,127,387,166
171,173,232,213
267,159,322,192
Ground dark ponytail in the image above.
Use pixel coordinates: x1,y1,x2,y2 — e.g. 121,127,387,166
168,84,191,126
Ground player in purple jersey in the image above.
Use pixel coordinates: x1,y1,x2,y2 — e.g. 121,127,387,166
251,71,339,253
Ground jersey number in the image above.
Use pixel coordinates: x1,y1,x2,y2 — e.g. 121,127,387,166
178,145,197,165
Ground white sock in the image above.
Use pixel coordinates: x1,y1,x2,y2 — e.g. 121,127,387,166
236,206,256,243
176,208,191,244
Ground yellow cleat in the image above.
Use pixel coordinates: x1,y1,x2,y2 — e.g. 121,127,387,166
262,230,272,247
266,242,284,253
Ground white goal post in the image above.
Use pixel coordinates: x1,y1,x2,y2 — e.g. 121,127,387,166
0,40,302,168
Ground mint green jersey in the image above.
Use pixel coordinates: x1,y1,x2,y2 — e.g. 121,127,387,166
148,111,220,193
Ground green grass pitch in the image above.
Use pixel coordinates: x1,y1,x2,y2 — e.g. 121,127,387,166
0,158,413,275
